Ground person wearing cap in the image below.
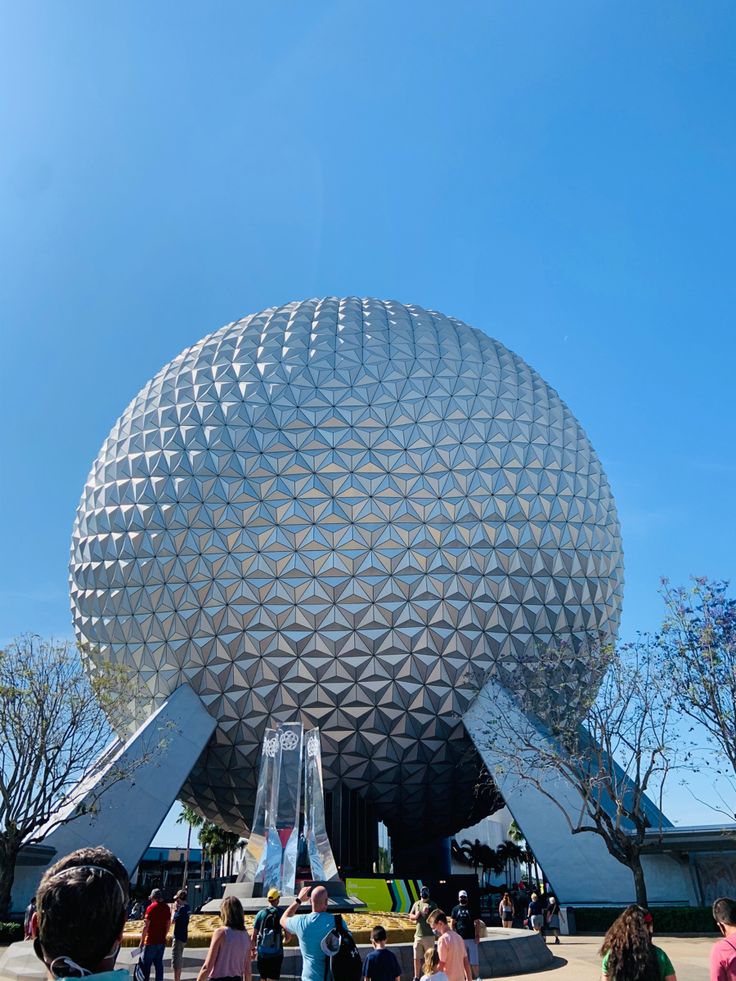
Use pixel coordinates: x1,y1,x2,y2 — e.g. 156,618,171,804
139,887,172,981
172,889,191,981
252,887,285,981
545,895,560,945
450,890,482,981
409,886,438,981
31,845,130,980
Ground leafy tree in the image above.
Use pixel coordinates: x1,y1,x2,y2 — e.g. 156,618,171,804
478,843,503,884
460,838,484,875
506,820,542,889
176,804,204,887
198,822,241,878
482,638,684,906
507,819,524,845
495,840,522,887
0,636,141,918
659,578,736,817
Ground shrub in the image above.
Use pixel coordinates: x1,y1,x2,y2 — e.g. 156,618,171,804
574,907,718,934
0,921,23,943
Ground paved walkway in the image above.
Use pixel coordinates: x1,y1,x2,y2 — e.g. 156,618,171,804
0,935,717,981
515,936,712,981
131,935,715,981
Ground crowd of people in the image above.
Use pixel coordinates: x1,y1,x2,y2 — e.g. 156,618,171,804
21,843,736,981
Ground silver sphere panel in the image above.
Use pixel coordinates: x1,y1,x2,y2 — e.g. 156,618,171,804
70,297,623,839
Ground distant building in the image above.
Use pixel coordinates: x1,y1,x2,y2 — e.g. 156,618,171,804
132,846,211,900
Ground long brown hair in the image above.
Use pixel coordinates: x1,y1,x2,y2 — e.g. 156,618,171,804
599,906,659,981
220,895,246,931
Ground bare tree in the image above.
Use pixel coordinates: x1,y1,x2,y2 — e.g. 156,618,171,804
0,635,141,917
482,639,684,906
659,577,736,817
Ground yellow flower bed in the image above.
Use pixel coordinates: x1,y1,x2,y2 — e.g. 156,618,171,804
123,911,414,948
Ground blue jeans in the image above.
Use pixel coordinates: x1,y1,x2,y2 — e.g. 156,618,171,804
141,944,165,981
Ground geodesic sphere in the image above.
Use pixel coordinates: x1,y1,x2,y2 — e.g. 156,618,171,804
70,298,623,839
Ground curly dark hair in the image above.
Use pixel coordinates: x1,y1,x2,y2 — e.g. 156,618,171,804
599,905,659,981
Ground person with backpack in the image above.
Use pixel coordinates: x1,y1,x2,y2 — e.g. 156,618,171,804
252,888,285,981
282,884,356,981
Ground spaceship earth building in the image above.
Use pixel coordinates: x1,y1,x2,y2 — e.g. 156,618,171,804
70,297,624,848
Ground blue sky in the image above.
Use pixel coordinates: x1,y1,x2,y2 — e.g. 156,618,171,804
1,1,735,841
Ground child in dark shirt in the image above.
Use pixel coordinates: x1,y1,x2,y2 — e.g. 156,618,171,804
363,925,401,981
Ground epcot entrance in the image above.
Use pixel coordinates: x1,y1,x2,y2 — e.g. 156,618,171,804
11,298,697,913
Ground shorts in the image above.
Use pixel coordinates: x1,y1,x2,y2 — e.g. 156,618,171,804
463,939,478,964
171,939,185,970
257,953,284,980
413,935,435,960
531,914,544,930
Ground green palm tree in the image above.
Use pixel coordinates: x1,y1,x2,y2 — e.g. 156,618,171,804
460,838,484,875
508,819,524,845
176,804,204,887
199,822,241,878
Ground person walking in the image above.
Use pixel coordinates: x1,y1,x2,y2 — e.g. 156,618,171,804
252,887,285,981
428,911,470,981
282,884,349,981
450,890,482,981
197,895,251,981
600,905,676,981
31,845,130,980
498,893,513,929
545,895,560,945
172,889,191,981
526,894,544,935
711,898,736,981
409,886,438,981
139,888,171,981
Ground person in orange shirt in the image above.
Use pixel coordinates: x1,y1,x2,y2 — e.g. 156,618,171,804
428,911,470,981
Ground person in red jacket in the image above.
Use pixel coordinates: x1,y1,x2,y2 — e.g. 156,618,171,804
139,888,171,981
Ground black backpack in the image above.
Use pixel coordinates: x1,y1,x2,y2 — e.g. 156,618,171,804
258,907,282,957
322,914,362,981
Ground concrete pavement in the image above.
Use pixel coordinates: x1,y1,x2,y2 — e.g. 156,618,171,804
514,935,713,981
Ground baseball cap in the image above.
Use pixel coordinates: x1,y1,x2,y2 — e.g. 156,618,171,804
458,890,468,898
267,887,281,901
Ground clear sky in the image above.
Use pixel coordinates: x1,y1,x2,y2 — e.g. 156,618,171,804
1,1,735,843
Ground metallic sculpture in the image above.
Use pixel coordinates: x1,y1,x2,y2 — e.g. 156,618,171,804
240,724,338,894
70,297,624,843
241,722,304,894
303,727,339,881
